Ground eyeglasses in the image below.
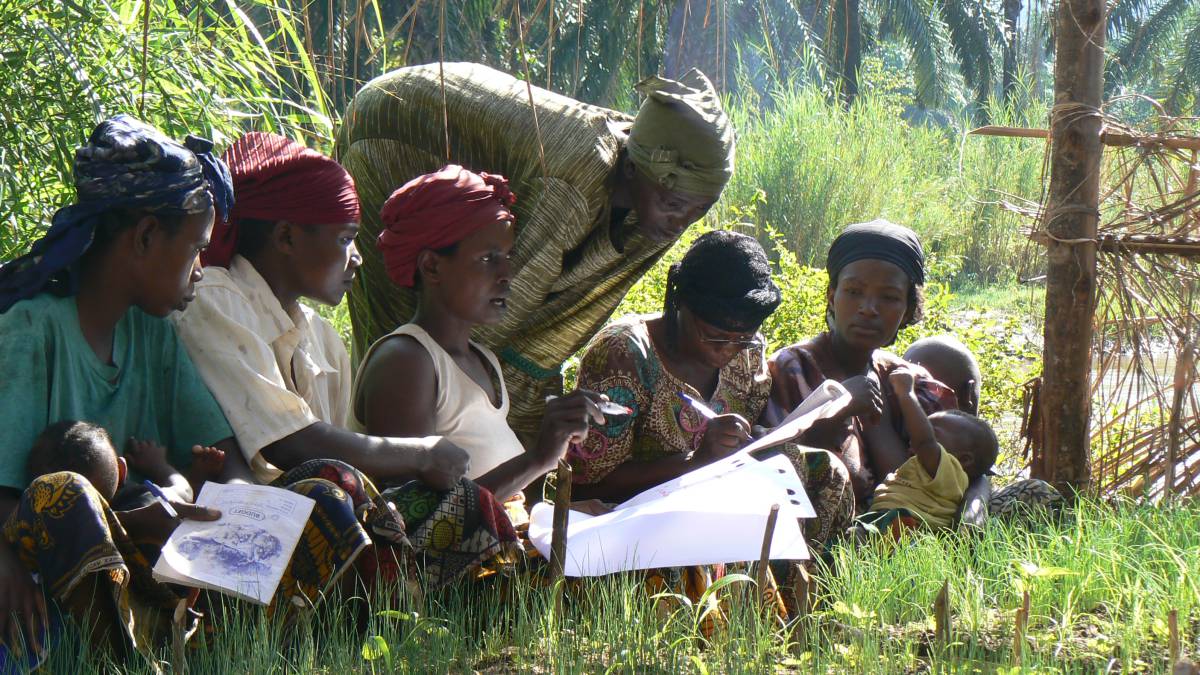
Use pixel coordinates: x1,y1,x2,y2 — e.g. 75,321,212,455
698,335,765,349
682,306,764,349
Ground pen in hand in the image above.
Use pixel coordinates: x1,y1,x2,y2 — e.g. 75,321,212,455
678,392,720,420
143,480,180,518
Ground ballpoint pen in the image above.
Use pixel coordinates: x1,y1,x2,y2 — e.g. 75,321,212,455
143,480,180,518
677,392,720,420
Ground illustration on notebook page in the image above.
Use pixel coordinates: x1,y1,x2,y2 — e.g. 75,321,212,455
176,523,284,575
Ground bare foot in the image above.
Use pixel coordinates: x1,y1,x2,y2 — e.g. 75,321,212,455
186,445,225,485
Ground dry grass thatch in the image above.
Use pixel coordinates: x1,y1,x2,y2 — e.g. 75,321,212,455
975,103,1200,500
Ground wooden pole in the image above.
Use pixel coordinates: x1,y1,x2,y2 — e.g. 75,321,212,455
1013,590,1031,665
1166,343,1195,502
755,504,780,605
1169,608,1181,664
788,563,812,654
549,459,573,584
1038,0,1106,496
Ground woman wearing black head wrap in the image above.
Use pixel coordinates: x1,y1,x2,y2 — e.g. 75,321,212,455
568,230,854,619
764,219,964,512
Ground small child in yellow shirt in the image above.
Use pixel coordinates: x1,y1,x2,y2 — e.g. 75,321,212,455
855,366,999,537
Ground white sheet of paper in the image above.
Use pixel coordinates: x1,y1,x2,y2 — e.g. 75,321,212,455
739,379,850,455
530,453,812,576
153,483,314,605
616,380,850,511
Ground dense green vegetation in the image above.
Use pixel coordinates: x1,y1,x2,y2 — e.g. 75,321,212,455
2,1,1191,285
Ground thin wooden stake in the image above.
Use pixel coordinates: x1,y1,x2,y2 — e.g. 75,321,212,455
545,0,555,90
754,504,779,604
1013,590,1031,665
1166,344,1195,502
933,580,951,645
549,459,573,585
171,598,189,674
512,0,549,178
789,563,812,654
791,562,812,616
437,0,450,164
1169,609,1180,664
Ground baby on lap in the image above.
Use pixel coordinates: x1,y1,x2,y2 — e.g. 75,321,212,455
855,367,998,537
27,420,224,505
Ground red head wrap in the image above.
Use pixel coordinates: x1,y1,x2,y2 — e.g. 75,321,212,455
377,164,516,288
202,131,360,267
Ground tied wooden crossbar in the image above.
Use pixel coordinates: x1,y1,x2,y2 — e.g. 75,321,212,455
970,125,1200,152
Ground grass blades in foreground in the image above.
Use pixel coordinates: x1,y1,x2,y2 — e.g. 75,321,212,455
32,498,1199,673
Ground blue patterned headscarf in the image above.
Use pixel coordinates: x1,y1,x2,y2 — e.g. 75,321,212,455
0,115,234,312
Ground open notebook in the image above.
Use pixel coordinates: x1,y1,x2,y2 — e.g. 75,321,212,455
153,483,314,605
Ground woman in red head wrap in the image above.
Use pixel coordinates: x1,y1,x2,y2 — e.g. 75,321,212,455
353,165,610,506
173,139,521,591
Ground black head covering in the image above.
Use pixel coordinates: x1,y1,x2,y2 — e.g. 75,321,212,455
666,230,782,332
0,115,234,313
826,218,925,286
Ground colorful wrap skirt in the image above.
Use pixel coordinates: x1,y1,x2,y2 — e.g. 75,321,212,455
0,460,520,665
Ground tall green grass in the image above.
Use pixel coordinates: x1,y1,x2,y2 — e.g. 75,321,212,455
720,86,1048,285
35,498,1199,673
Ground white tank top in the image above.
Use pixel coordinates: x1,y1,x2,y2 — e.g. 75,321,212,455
352,323,526,480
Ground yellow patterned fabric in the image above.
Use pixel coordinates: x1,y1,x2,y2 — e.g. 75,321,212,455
337,62,676,443
2,472,180,659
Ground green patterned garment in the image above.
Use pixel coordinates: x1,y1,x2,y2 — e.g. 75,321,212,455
336,62,675,444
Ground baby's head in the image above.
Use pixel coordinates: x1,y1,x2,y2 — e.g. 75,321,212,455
903,335,982,415
928,410,997,480
27,421,126,499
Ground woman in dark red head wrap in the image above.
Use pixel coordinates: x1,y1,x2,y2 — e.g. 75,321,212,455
201,131,362,306
175,139,530,592
354,165,609,504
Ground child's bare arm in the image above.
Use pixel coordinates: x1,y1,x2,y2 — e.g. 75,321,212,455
126,439,194,502
887,368,941,477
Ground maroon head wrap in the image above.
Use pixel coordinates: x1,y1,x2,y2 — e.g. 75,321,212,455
202,131,360,267
377,164,516,287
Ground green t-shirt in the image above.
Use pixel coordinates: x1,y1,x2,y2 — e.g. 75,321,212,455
0,293,234,491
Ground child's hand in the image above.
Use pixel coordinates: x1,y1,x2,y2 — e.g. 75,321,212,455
126,438,173,477
888,367,918,396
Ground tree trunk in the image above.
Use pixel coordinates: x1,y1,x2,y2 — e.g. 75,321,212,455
1038,0,1105,497
664,0,722,87
1002,0,1022,102
841,0,861,106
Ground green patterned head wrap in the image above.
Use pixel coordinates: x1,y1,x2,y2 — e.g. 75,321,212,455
625,69,734,199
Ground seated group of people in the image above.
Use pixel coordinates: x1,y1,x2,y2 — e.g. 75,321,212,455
0,63,1058,663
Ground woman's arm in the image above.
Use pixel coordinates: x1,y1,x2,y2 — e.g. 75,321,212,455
957,475,991,528
262,423,466,489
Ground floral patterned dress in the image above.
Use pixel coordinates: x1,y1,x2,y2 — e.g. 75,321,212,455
571,316,855,553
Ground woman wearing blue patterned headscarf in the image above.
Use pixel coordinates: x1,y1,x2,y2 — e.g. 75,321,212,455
0,116,374,667
0,114,232,313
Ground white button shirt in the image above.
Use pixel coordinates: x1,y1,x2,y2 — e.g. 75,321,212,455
172,255,351,482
